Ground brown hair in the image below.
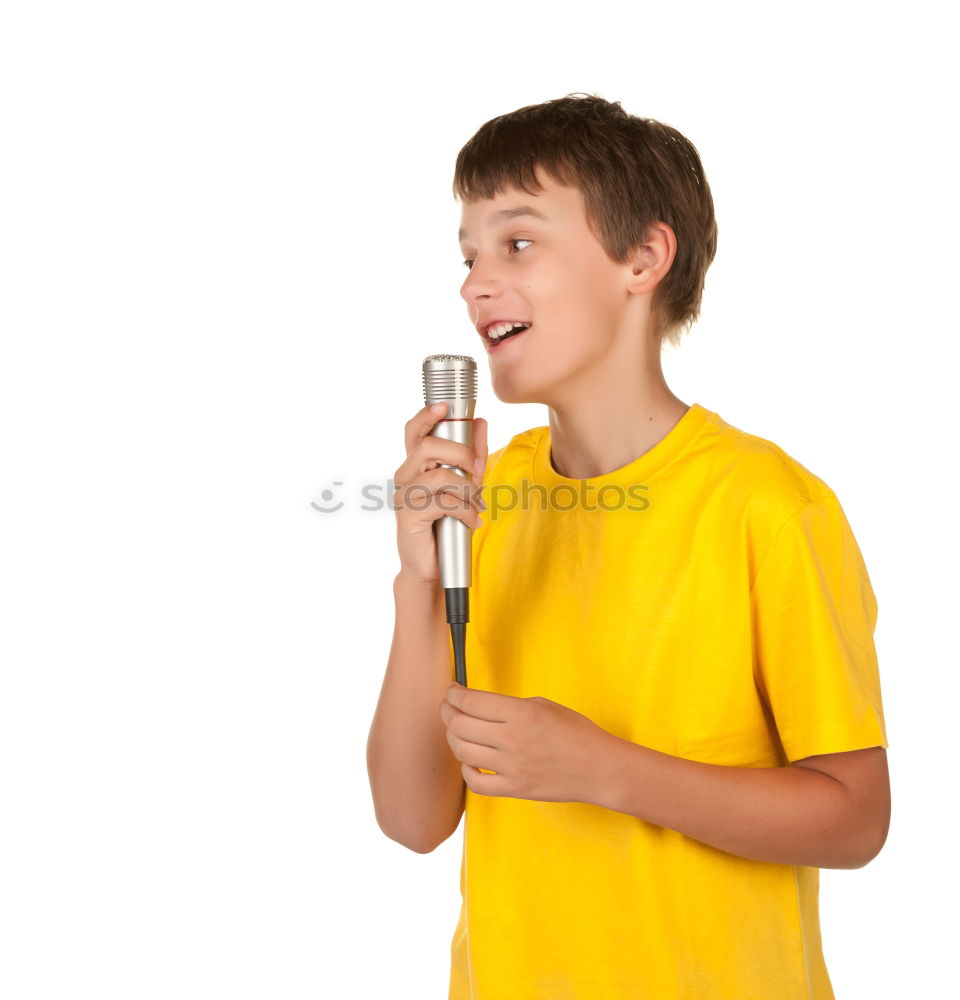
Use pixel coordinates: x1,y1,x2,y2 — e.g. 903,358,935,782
452,93,718,349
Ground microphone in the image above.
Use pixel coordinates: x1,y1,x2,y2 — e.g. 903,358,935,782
422,354,478,686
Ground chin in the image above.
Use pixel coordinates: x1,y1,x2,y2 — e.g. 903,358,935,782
489,364,564,406
491,380,546,406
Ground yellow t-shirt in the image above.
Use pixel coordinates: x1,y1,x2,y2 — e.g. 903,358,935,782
447,402,888,1000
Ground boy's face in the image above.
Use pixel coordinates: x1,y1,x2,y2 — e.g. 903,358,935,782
458,168,642,406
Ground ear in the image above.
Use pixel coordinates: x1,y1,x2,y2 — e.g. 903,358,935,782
624,221,677,295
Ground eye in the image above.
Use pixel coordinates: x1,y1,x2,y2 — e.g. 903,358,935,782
462,238,533,270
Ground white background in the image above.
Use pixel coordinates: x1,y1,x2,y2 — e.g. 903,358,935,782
1,1,955,996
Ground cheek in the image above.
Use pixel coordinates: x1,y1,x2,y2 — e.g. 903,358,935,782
530,255,621,350
535,266,591,327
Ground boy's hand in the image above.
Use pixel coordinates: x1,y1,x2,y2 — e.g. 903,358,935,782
439,683,619,805
393,402,488,584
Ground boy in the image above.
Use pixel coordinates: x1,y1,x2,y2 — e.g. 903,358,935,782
367,94,890,999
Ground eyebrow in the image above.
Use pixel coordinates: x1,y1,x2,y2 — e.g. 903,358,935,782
458,206,549,243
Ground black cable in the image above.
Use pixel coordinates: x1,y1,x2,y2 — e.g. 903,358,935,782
444,587,468,686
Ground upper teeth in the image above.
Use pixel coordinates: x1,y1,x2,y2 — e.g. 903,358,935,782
487,321,530,340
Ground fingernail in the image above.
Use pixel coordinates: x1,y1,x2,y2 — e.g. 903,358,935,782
431,402,445,413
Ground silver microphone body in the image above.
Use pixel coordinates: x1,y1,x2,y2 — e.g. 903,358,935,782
422,355,477,590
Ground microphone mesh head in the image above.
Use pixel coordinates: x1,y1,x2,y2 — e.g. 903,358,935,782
422,354,477,407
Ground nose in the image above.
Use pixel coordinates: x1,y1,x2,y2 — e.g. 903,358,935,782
459,255,500,305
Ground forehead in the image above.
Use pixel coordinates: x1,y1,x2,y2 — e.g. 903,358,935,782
457,176,585,244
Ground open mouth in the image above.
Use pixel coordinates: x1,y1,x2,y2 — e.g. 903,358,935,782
487,322,532,350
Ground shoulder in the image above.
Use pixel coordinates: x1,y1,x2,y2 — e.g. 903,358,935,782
481,426,546,484
696,408,837,526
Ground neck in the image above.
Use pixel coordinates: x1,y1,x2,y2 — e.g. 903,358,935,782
545,335,689,480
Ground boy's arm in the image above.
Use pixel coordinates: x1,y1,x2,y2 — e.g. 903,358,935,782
366,572,466,853
440,685,890,870
595,739,890,869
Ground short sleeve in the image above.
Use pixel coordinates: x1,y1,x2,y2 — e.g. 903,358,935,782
750,493,888,764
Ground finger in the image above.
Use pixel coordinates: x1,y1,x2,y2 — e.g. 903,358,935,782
395,436,478,486
394,486,482,532
462,763,505,795
394,469,484,509
445,683,521,722
444,703,507,750
430,467,486,508
404,401,447,454
472,418,488,481
447,731,502,772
